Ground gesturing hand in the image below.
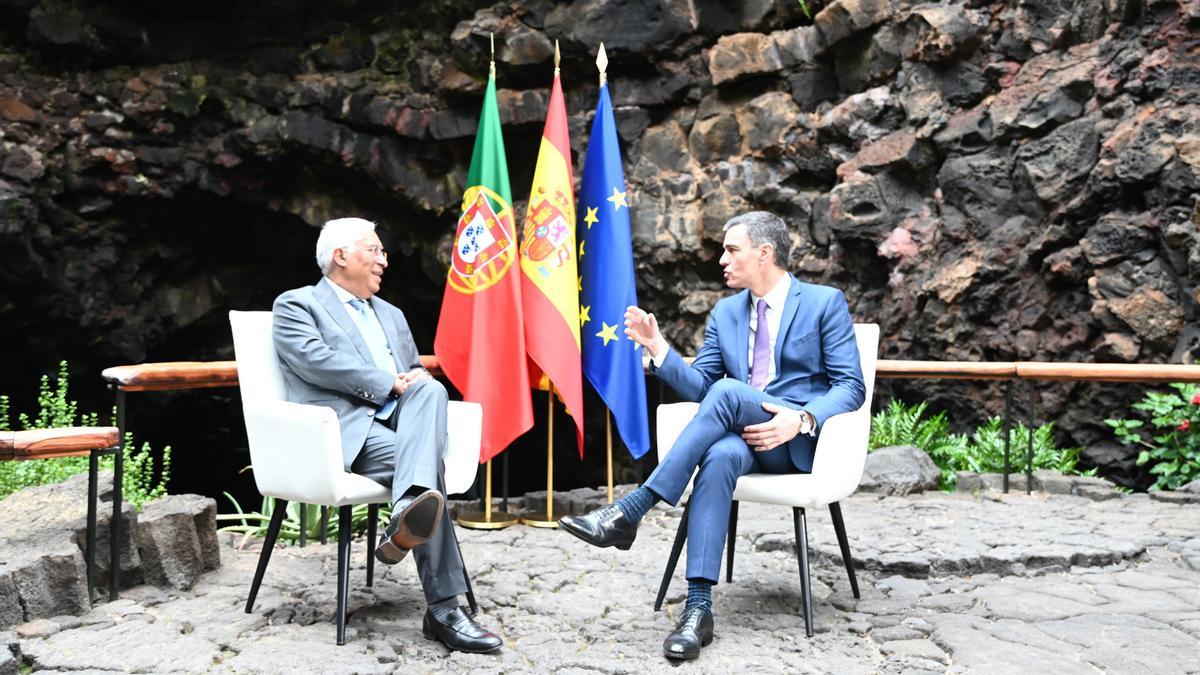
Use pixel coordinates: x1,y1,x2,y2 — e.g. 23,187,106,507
741,402,804,452
623,305,663,353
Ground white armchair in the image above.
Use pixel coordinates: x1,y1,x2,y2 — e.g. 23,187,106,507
652,323,879,637
228,310,482,645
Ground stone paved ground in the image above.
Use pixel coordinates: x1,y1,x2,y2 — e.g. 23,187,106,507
7,490,1200,674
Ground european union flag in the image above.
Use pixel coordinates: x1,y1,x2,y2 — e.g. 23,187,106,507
578,83,650,458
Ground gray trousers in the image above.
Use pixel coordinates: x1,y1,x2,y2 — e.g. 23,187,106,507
350,378,468,605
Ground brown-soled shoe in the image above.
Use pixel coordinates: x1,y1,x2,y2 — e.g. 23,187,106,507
373,489,444,565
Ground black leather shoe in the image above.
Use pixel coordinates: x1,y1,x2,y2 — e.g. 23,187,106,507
559,504,638,550
663,606,714,660
423,606,503,653
374,489,444,565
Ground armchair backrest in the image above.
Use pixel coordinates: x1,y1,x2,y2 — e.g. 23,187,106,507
808,323,879,498
229,310,346,503
228,310,287,403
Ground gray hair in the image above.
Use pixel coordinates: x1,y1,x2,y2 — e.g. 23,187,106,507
723,211,790,268
315,217,377,275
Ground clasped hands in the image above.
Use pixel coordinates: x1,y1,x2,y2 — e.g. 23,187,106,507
623,305,805,453
392,368,431,397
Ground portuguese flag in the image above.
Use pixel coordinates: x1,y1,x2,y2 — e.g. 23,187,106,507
518,67,585,456
434,68,534,462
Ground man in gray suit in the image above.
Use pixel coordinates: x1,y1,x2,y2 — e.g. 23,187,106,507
272,217,502,653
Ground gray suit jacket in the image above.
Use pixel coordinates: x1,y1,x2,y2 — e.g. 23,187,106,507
272,278,423,468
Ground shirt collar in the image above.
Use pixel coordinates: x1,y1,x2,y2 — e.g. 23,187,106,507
751,274,791,312
322,276,365,305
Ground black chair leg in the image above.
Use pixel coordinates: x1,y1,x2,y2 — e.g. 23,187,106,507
246,498,288,614
336,505,352,645
320,506,329,545
793,507,814,638
366,504,378,587
654,501,690,611
299,505,308,548
726,500,739,583
828,502,860,599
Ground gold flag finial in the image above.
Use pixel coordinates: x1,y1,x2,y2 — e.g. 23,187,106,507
554,39,560,74
596,42,608,87
489,32,496,79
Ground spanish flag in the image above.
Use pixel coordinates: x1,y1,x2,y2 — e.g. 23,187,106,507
518,60,584,456
434,62,534,463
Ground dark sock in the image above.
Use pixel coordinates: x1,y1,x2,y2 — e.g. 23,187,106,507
429,595,460,620
615,486,659,524
686,579,713,613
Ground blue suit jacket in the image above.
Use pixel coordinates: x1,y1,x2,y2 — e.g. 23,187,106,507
651,275,866,472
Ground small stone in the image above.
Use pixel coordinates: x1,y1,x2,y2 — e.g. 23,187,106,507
1177,479,1200,494
864,444,945,492
847,620,873,635
1149,491,1200,504
15,618,58,639
1033,471,1074,495
878,639,951,665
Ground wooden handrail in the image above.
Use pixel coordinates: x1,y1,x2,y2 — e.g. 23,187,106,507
1,427,120,460
1015,362,1200,383
101,356,1200,391
102,356,445,391
876,360,1017,380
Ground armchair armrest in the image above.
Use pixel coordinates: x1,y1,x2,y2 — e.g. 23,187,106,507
242,400,346,504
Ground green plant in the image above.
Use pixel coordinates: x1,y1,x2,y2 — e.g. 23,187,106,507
1106,383,1200,491
798,0,813,19
0,361,172,508
869,400,970,456
869,399,1088,490
966,417,1087,476
217,491,382,547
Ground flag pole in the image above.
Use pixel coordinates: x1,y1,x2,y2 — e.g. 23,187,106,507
522,383,560,527
457,459,520,529
606,410,614,503
452,33,520,531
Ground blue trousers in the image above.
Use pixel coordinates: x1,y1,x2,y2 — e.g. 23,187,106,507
644,379,801,583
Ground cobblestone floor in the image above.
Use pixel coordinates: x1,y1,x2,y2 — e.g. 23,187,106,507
8,490,1200,674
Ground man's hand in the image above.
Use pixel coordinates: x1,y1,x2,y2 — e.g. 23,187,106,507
624,305,667,357
742,402,805,452
392,368,431,397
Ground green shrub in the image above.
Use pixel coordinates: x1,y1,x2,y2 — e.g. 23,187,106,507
966,417,1086,476
0,361,172,508
870,399,1087,490
1106,383,1200,491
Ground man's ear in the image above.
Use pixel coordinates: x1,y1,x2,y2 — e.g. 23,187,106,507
332,247,348,268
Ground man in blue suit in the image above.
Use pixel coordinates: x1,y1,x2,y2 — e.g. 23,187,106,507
561,211,865,661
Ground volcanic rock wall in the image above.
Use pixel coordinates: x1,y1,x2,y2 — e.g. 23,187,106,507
2,0,1198,487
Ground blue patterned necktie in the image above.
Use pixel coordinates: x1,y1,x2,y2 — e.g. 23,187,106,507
750,298,770,390
349,298,398,419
